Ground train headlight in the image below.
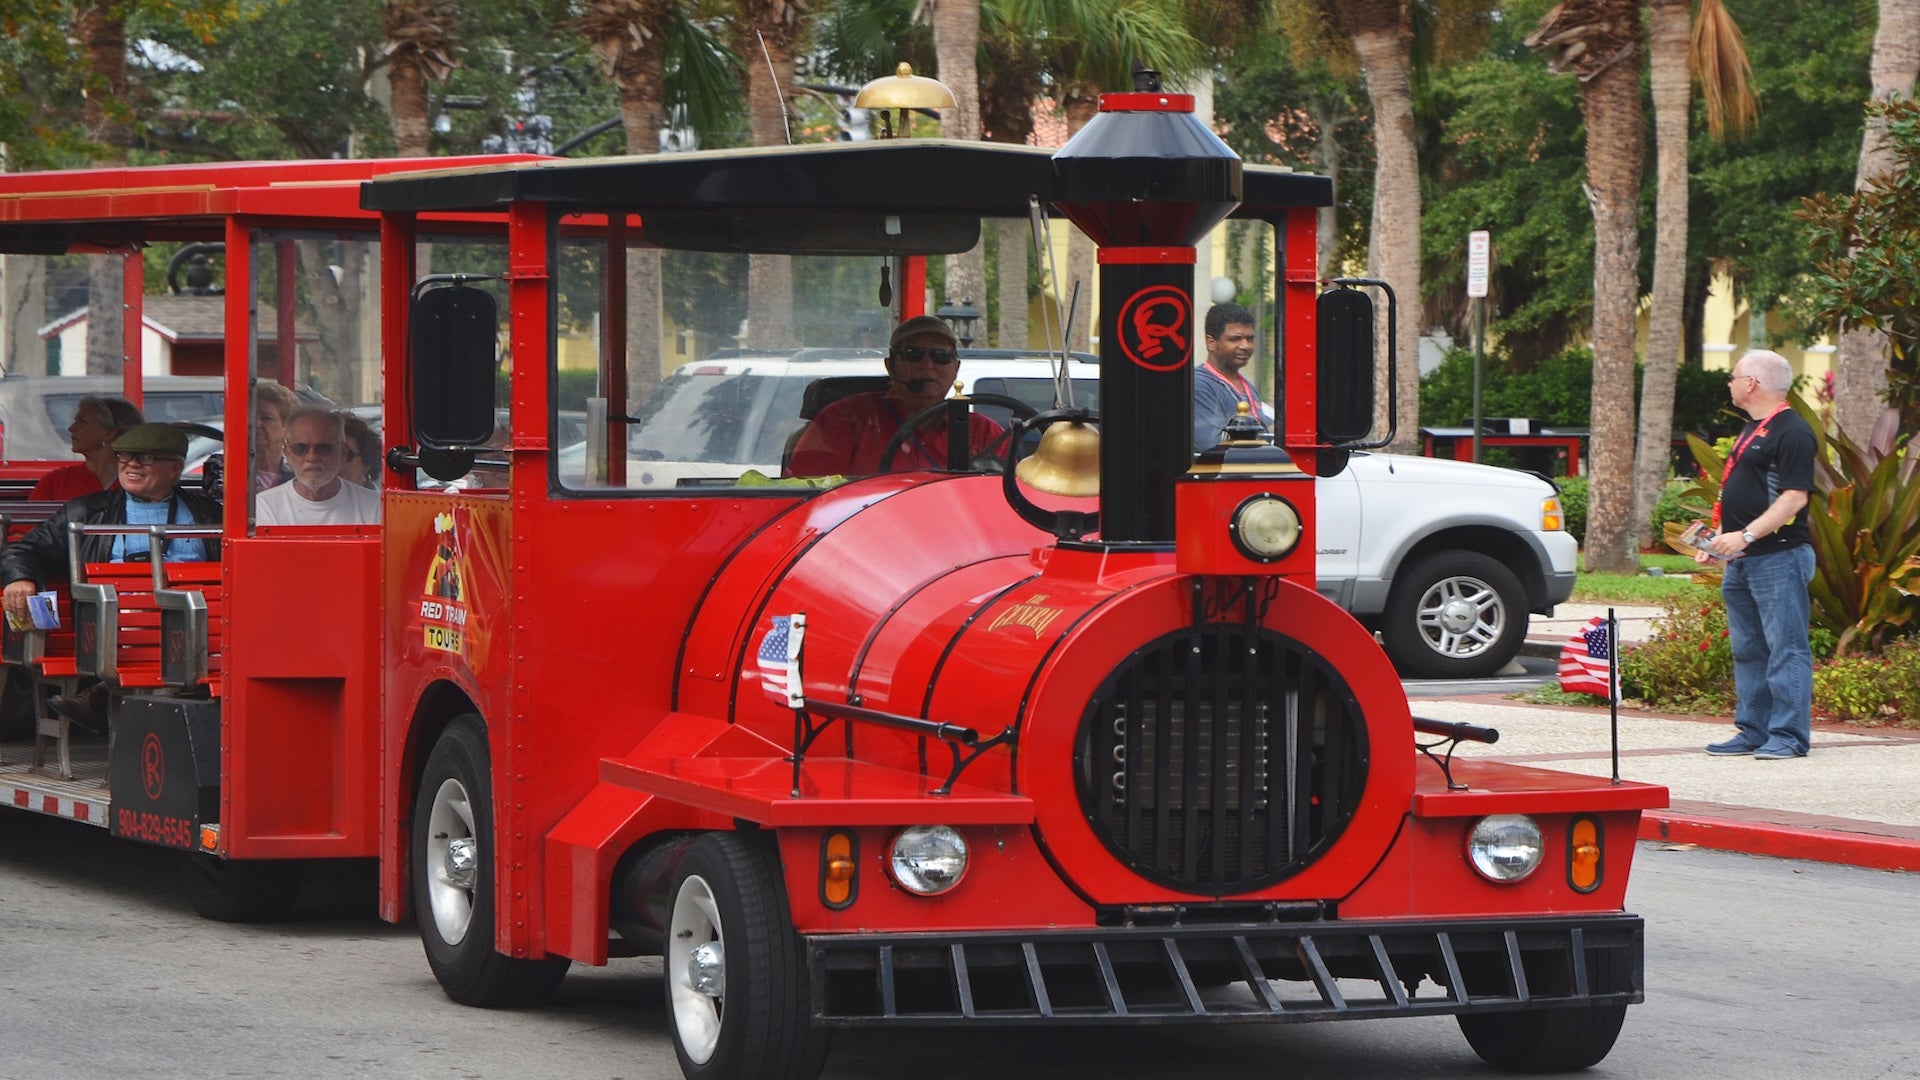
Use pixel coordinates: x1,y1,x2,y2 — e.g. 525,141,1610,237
1229,494,1303,562
888,826,968,895
1467,814,1544,882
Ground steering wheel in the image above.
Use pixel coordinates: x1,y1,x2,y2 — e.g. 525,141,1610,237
876,393,1040,474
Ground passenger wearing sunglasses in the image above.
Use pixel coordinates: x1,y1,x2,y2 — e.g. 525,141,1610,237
786,315,1005,478
1,422,221,733
255,407,382,526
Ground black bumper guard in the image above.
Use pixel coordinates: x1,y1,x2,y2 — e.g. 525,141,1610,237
808,914,1643,1026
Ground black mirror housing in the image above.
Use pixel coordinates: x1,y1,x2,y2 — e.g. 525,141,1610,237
1316,287,1376,445
410,282,499,452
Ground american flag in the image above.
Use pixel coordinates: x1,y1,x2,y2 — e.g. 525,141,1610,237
1557,615,1618,700
756,614,806,706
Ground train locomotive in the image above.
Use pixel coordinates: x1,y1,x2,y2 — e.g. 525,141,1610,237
365,79,1666,1080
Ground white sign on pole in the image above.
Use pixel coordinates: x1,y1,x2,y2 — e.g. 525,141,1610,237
1466,230,1490,299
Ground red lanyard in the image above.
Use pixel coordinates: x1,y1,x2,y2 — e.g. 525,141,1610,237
1712,403,1787,527
1199,362,1261,415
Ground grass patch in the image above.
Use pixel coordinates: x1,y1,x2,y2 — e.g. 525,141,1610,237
1517,685,1611,707
1569,553,1715,605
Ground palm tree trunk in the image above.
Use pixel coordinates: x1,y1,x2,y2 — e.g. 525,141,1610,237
738,7,798,347
1579,51,1646,575
76,3,127,375
933,0,986,332
1343,1,1420,453
995,219,1030,348
615,45,667,397
1834,0,1920,439
1061,88,1099,352
1634,0,1690,545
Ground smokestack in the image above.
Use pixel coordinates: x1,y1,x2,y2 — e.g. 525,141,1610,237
1050,79,1241,543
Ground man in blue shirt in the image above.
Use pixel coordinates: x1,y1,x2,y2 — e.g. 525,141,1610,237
1193,303,1266,452
1,422,219,732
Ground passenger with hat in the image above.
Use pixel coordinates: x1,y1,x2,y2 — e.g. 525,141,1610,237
786,315,1005,478
1,422,221,732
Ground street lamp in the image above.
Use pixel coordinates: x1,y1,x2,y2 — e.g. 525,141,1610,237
936,298,981,347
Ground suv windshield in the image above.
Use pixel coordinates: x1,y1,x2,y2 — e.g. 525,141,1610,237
628,368,813,465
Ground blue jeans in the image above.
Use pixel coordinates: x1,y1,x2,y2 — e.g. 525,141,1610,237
1720,544,1816,754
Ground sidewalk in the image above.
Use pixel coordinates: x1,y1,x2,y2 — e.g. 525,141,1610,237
1424,601,1920,873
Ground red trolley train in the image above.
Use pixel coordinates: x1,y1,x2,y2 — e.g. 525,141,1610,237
0,84,1665,1080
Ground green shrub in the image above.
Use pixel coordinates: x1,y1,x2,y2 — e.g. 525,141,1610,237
1621,597,1734,713
1813,636,1920,725
1649,477,1707,546
1814,653,1897,722
1557,475,1588,546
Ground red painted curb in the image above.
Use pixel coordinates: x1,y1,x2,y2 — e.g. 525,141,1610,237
1642,811,1920,872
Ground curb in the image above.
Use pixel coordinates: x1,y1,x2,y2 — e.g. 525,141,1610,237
1641,812,1920,873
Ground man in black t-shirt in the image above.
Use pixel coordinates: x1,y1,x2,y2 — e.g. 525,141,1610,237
1697,349,1816,759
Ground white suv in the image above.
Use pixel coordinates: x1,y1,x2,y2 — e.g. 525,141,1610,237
585,349,1574,678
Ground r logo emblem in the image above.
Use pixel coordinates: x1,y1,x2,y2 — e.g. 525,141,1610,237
141,731,165,800
1116,284,1192,372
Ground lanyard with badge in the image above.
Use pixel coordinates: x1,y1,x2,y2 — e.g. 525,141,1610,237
1710,402,1788,529
1198,362,1261,416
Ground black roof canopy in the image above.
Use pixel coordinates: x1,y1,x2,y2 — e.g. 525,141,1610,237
360,140,1331,255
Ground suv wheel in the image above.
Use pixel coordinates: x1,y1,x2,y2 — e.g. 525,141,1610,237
1381,550,1527,679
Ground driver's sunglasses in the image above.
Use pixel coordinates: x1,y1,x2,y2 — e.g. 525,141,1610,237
286,441,340,459
114,451,181,466
896,346,958,365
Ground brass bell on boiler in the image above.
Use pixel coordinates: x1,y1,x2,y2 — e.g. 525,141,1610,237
1014,418,1101,498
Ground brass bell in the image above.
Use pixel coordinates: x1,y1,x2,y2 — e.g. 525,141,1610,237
853,63,957,138
1015,419,1101,498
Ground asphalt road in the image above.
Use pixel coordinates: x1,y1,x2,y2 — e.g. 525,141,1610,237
4,812,1918,1080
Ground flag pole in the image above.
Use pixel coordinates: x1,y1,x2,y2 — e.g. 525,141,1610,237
1608,606,1620,784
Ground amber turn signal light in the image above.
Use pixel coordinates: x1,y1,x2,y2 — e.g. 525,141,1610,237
821,831,858,909
1567,816,1602,893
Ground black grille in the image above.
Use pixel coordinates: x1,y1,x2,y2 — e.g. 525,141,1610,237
1076,625,1368,894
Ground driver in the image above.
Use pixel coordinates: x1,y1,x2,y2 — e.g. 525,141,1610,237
785,315,1005,478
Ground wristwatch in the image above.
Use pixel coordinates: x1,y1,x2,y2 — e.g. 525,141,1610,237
1741,529,1758,544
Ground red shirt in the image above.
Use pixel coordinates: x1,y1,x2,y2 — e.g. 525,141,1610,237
30,463,111,502
786,392,1006,478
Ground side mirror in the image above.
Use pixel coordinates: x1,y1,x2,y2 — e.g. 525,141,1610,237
410,279,499,481
1316,286,1376,445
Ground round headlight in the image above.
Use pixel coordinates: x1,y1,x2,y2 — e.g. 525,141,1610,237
1230,494,1303,562
888,825,969,895
1467,814,1544,883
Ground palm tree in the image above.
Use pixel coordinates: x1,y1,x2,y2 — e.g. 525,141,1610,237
1527,0,1645,575
381,0,461,158
931,0,986,322
999,0,1204,350
1632,0,1752,543
1832,0,1920,441
574,1,742,391
1331,0,1421,453
734,0,807,347
75,2,131,373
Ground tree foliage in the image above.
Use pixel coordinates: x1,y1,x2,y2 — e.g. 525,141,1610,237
1796,97,1920,435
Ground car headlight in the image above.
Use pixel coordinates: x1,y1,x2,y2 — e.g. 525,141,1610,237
888,825,968,895
1229,494,1303,562
1541,495,1565,532
1466,814,1544,882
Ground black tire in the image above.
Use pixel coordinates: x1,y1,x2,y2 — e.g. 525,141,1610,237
181,853,304,923
412,714,569,1007
1380,550,1529,679
1457,1002,1630,1072
666,833,831,1080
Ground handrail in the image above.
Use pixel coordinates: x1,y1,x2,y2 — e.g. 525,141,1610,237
65,522,221,590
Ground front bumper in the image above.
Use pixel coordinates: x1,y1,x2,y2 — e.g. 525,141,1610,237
808,913,1643,1026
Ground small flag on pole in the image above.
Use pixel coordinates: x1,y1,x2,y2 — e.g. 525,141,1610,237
1558,615,1618,700
756,613,806,706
